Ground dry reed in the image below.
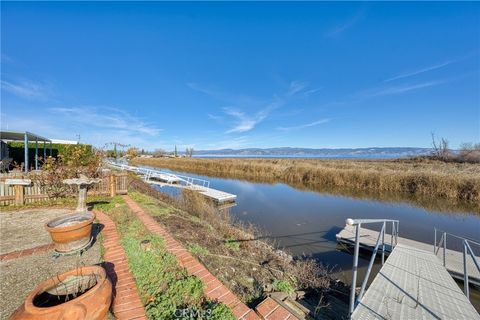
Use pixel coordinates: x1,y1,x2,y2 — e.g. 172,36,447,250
132,157,480,212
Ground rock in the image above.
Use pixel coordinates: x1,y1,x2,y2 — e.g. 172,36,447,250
140,239,152,251
263,283,273,292
295,290,306,299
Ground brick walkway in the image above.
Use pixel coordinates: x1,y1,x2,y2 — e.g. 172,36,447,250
122,195,301,320
0,243,54,261
94,210,147,320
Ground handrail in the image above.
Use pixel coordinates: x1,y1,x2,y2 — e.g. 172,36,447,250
105,160,212,189
433,228,480,299
347,218,399,317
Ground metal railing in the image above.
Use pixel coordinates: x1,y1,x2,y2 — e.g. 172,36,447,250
347,218,399,317
105,160,211,188
433,228,480,299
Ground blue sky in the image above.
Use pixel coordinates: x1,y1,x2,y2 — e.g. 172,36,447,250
1,2,479,150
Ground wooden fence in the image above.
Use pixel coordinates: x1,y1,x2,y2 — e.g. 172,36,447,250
0,172,128,206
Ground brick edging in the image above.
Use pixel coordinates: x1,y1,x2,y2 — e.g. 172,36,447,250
122,195,301,320
0,243,54,262
94,210,147,320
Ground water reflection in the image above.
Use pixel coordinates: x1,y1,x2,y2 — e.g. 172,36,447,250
149,166,480,310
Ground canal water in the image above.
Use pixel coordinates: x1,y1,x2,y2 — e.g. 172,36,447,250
146,166,480,309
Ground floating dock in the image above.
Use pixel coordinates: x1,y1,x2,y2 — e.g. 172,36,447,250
352,243,480,319
337,225,480,285
106,161,237,204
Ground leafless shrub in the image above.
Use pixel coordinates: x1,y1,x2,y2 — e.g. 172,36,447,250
458,143,480,163
430,133,451,160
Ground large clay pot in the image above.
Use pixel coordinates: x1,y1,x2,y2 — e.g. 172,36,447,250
10,266,112,320
45,212,95,253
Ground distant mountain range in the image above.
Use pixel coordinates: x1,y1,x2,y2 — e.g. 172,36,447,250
191,147,432,158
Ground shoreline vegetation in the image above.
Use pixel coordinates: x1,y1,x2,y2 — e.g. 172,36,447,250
126,177,345,318
131,157,480,213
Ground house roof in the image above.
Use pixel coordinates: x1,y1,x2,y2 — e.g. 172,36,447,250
0,130,51,142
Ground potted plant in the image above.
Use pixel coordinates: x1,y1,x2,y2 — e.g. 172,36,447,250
10,265,112,320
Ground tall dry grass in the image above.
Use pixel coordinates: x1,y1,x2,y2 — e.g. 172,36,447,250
132,157,480,211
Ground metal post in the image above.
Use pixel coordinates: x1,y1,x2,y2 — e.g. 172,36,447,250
463,240,469,298
43,141,46,160
382,221,385,265
434,228,437,254
395,222,399,245
349,224,361,316
391,222,394,249
358,223,386,300
35,139,38,170
24,133,29,173
443,232,447,267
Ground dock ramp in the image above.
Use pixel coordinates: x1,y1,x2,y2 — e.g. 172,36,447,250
338,219,480,319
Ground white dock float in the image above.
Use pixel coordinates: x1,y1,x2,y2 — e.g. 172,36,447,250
352,244,480,319
187,185,237,203
337,225,480,285
105,160,237,204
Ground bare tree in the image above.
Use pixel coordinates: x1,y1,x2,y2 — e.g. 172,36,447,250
153,148,166,157
185,147,194,157
431,133,450,160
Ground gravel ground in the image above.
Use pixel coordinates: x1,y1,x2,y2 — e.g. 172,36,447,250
0,241,101,319
0,208,75,254
0,207,103,319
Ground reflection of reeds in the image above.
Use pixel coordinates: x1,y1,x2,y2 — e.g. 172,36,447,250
132,157,480,213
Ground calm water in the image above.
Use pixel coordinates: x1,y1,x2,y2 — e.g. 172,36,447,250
147,166,480,308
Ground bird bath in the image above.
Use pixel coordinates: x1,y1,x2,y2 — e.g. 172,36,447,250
45,175,101,253
63,175,102,214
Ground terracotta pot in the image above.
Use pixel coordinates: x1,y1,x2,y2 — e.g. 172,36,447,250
10,265,112,320
45,212,95,253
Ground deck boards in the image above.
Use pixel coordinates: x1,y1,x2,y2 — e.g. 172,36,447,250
352,244,480,319
337,225,480,285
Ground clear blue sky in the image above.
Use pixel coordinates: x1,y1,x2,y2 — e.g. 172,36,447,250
1,2,479,150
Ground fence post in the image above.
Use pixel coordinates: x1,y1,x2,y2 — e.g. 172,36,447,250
14,185,24,205
109,174,116,197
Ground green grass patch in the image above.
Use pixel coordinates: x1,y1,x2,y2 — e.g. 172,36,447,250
187,243,210,256
129,190,175,217
102,200,234,319
224,237,240,251
89,195,124,212
272,279,295,295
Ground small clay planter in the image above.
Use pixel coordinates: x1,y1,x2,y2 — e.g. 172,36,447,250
10,265,112,320
45,212,95,253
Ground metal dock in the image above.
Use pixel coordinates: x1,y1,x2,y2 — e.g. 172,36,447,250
106,161,237,204
338,218,480,319
337,224,480,285
353,244,479,319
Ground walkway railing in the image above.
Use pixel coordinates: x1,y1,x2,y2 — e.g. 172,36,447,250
106,160,210,188
434,228,480,299
346,218,399,317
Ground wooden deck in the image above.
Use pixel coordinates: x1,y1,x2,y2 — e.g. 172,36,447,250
337,225,480,286
351,244,480,319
